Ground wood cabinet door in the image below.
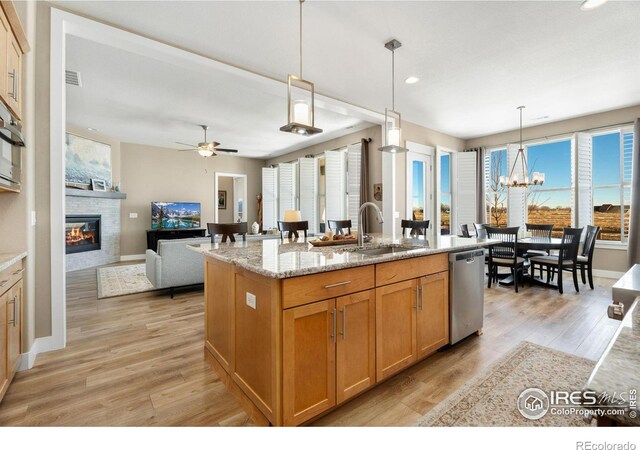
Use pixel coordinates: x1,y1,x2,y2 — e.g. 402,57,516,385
6,31,21,119
336,290,375,404
0,292,8,399
416,272,449,359
375,279,417,381
283,299,336,426
204,258,233,371
7,280,21,377
0,9,9,106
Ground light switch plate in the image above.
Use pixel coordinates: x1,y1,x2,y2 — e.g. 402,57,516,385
393,211,400,219
129,212,138,219
246,292,256,309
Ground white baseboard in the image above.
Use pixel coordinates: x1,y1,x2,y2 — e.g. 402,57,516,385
120,254,145,262
592,269,624,279
18,335,59,371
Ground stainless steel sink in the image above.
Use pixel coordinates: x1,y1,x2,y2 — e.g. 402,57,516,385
351,245,418,256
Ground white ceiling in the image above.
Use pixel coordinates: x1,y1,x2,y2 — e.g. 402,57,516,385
58,0,640,143
65,35,374,159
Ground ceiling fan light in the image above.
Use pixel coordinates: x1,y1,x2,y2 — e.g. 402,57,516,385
198,148,214,157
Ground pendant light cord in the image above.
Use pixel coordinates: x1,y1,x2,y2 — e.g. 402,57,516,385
391,49,395,110
299,0,303,78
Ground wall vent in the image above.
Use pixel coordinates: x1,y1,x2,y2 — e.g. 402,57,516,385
65,70,82,87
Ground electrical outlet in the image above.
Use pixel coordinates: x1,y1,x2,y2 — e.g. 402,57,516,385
246,292,256,309
129,212,138,219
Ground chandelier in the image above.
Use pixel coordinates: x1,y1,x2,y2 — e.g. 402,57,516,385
499,106,545,188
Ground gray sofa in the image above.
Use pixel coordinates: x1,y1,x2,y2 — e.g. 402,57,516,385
145,237,211,297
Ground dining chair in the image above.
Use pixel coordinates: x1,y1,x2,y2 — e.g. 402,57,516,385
327,219,352,235
278,221,309,239
577,225,600,289
524,223,554,258
460,224,471,238
401,219,429,239
473,223,490,239
529,227,583,294
207,222,247,243
485,227,524,292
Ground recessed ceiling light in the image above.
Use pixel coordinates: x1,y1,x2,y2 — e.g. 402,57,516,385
87,127,99,132
580,0,608,11
404,76,420,85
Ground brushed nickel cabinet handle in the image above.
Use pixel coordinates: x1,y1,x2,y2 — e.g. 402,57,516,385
8,297,16,325
414,287,419,309
324,280,351,289
8,69,15,99
340,307,346,339
419,285,424,310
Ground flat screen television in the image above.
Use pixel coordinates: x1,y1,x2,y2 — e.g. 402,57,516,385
151,202,201,230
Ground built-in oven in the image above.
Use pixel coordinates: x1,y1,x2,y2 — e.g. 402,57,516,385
0,101,24,191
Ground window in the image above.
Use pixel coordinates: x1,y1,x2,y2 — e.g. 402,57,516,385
592,130,633,242
485,148,508,227
525,139,572,237
440,153,451,235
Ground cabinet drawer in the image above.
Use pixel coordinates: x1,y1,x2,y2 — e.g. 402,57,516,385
0,260,23,296
282,265,375,309
375,253,448,286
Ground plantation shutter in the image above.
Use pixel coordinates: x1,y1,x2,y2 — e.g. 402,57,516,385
484,152,491,220
507,144,526,229
298,157,319,234
623,130,634,240
325,150,347,226
572,132,592,228
278,163,297,220
347,142,362,231
456,151,477,232
262,167,278,230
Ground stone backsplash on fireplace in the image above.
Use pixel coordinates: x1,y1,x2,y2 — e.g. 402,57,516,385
66,195,121,272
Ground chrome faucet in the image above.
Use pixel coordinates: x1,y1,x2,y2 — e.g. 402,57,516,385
358,202,384,246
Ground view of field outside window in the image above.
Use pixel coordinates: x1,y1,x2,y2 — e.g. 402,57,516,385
440,153,451,235
486,149,508,227
592,131,632,242
525,139,572,237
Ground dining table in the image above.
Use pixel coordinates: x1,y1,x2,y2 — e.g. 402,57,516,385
496,235,564,288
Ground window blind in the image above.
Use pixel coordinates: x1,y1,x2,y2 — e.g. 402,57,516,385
298,157,319,234
278,163,297,220
261,167,278,230
456,151,477,231
324,150,347,226
347,143,362,231
507,144,526,229
573,132,592,228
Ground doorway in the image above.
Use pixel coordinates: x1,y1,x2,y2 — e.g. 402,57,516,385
214,172,247,224
406,142,435,239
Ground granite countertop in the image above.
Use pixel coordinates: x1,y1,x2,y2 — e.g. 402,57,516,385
188,234,496,279
585,298,640,426
0,252,27,273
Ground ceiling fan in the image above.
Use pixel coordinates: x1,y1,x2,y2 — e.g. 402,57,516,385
176,125,238,157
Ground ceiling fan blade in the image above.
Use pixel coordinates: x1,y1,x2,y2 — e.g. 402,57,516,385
215,148,239,153
178,148,196,152
209,141,221,148
176,142,197,148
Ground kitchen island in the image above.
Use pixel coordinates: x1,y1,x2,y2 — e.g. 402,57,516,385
189,235,495,426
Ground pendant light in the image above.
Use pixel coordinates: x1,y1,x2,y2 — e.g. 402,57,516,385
379,39,408,154
280,0,322,136
499,106,545,188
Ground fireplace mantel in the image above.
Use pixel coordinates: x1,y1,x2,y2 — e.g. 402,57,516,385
65,188,127,200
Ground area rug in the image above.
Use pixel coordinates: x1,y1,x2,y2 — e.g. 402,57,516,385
97,264,156,299
415,341,596,426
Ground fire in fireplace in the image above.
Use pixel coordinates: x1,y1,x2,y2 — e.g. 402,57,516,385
65,215,101,254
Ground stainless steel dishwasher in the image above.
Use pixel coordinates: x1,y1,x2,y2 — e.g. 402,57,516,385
449,249,485,345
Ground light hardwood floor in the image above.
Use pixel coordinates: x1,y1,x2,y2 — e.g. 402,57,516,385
0,264,619,426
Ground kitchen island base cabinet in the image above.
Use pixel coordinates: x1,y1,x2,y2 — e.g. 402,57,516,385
199,244,479,426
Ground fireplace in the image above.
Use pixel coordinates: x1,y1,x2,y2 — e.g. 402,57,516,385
65,215,101,254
